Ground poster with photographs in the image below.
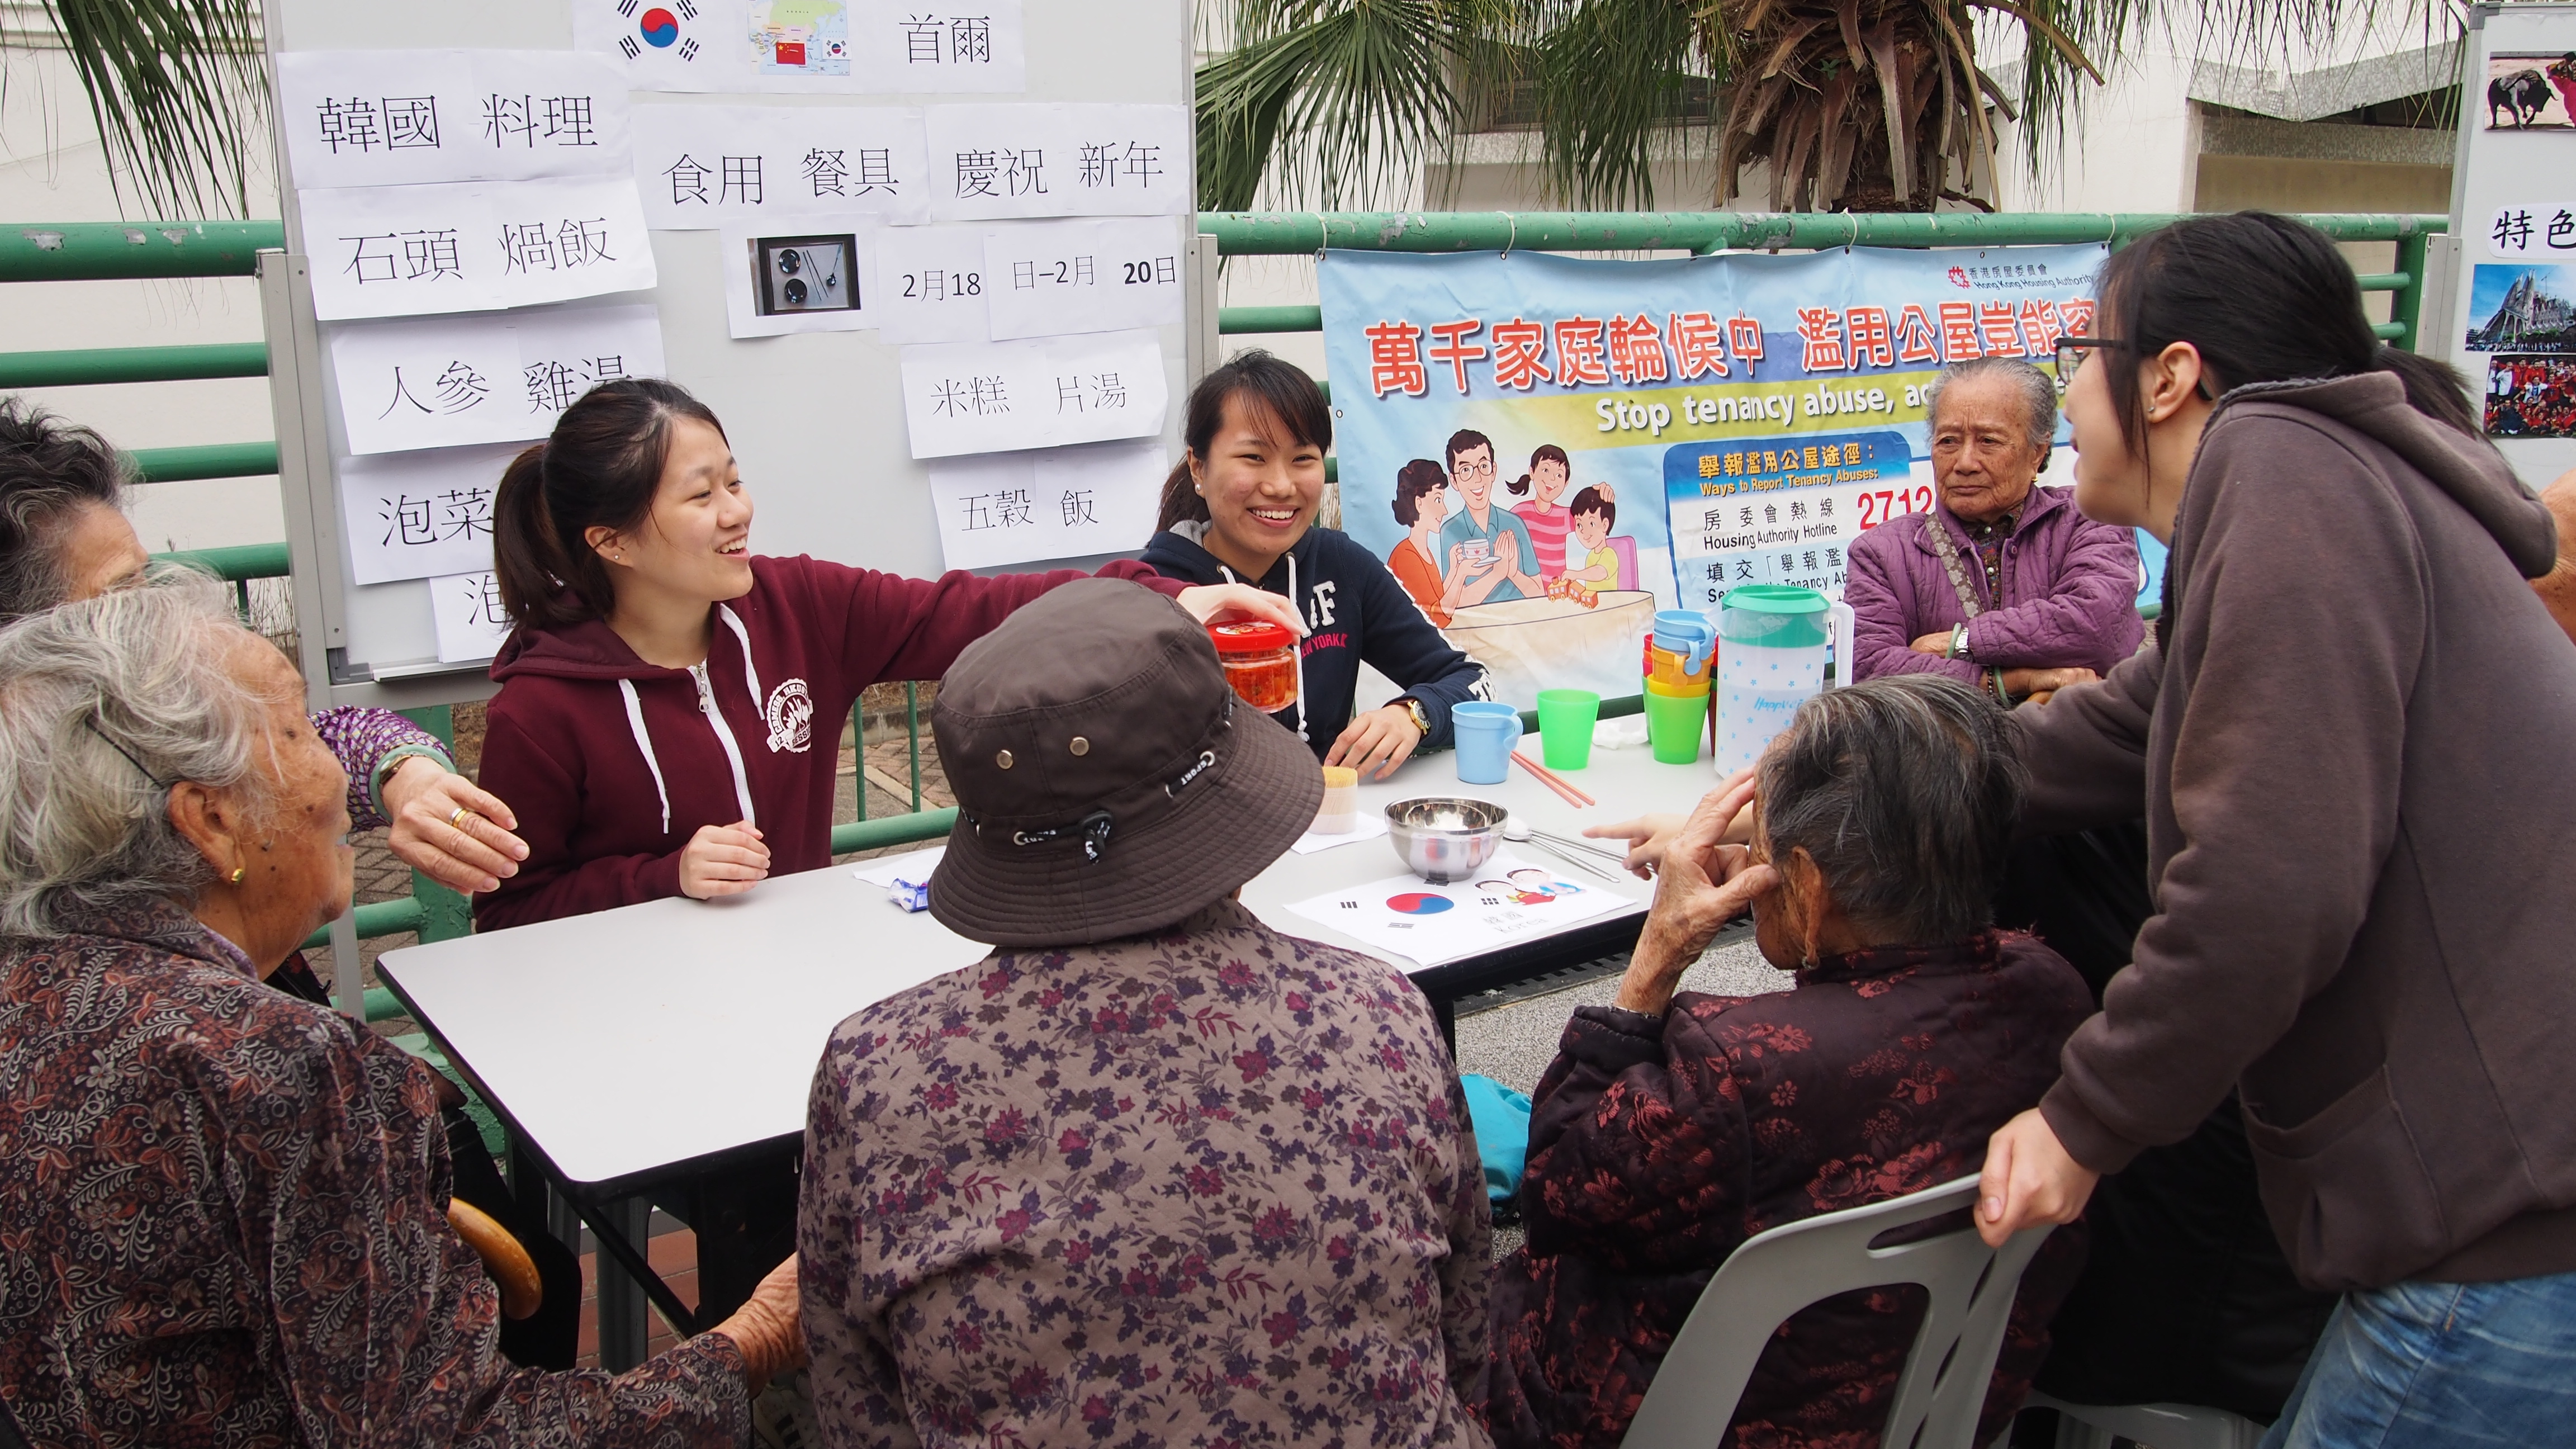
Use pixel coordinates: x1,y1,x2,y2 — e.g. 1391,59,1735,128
2487,356,2576,438
2485,54,2576,130
2465,263,2576,354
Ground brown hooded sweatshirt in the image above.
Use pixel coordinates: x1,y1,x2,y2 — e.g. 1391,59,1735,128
2011,371,2576,1294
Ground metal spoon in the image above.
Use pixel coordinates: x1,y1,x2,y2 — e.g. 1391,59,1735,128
1500,818,1627,884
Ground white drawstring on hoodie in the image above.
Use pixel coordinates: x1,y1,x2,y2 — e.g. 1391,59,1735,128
617,603,764,836
1216,551,1308,745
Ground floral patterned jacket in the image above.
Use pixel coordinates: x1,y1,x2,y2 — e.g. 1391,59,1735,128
0,901,749,1448
1485,932,2093,1449
800,899,1494,1449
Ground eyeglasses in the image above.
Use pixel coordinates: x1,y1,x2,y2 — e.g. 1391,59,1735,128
1451,460,1495,481
2052,336,2127,397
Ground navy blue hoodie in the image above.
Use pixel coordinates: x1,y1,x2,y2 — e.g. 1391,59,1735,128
1139,523,1491,757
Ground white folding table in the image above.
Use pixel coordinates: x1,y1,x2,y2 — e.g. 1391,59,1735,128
381,726,1727,1336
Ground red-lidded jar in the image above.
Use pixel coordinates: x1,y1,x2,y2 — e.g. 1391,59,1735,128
1207,619,1300,713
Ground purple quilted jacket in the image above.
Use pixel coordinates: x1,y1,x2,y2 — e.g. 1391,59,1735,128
1844,484,2143,683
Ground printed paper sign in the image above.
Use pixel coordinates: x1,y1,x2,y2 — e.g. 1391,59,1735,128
922,105,1190,221
330,304,667,455
573,0,752,92
926,438,1166,568
854,0,1025,93
982,216,1186,340
897,329,1167,458
749,0,855,83
429,570,517,662
299,175,657,320
2485,203,2576,259
337,445,525,585
872,224,992,342
719,222,879,338
631,104,931,228
275,50,631,189
1282,851,1637,969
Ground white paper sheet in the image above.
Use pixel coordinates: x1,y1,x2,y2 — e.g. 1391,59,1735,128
1290,812,1392,854
330,304,667,456
572,0,754,92
428,570,517,662
1282,851,1639,969
631,104,931,229
922,105,1190,221
871,224,994,343
849,845,945,887
719,221,879,338
337,445,526,585
299,176,657,320
853,1,1025,93
2484,202,2576,259
925,438,1167,567
899,330,1166,458
275,50,632,189
982,216,1186,340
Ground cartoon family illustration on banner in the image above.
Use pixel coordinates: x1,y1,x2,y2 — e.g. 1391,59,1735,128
1318,244,2106,705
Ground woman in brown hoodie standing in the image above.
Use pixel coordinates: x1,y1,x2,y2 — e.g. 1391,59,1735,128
1974,212,2576,1445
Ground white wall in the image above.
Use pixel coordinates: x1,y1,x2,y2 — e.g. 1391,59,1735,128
0,47,286,553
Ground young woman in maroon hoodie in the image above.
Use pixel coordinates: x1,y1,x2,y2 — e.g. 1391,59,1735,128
477,379,1292,932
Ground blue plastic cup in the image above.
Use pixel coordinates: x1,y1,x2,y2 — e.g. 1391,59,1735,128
1451,701,1523,785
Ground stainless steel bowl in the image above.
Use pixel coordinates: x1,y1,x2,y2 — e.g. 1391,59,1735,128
1385,796,1506,884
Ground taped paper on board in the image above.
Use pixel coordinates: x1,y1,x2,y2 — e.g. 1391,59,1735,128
981,216,1186,339
337,444,525,585
299,175,656,320
275,50,632,189
632,104,930,228
897,329,1166,457
330,304,667,455
926,438,1166,569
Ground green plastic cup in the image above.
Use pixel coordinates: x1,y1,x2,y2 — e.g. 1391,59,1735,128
1536,689,1602,770
1643,687,1708,765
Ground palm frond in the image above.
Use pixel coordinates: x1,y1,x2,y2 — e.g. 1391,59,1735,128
1523,0,1719,210
7,0,269,219
1195,0,1479,211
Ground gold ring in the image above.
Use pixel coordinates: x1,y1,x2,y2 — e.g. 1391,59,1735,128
449,806,475,831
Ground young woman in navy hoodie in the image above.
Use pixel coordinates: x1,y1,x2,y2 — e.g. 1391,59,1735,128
478,378,1291,932
1139,352,1490,777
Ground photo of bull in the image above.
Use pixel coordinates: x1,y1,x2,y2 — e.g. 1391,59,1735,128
2492,68,2553,127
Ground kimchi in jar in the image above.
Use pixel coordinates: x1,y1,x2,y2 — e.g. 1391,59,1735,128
1207,620,1300,713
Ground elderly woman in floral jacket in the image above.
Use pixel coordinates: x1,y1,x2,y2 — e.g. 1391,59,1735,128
0,582,800,1446
1484,676,2092,1449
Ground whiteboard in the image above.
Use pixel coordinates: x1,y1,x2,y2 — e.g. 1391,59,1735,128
260,0,1196,708
2441,2,2576,491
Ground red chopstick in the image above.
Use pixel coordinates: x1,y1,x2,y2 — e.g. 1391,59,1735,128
1512,749,1597,808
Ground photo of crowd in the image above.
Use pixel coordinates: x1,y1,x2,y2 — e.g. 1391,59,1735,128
2487,354,2576,438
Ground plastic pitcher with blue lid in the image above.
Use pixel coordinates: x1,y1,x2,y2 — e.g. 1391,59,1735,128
1715,585,1855,777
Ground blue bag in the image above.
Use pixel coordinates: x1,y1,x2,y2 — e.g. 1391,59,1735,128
1460,1072,1534,1205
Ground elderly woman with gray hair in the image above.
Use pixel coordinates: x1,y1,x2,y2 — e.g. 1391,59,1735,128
0,581,801,1446
1484,675,2093,1449
1844,358,2142,703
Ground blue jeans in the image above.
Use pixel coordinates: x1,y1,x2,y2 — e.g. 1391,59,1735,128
2260,1270,2576,1447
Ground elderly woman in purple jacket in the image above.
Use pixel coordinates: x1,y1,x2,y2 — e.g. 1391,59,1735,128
1845,358,2142,703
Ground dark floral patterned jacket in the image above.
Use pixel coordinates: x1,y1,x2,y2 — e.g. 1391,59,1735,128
800,899,1494,1449
0,901,749,1448
1485,932,2093,1449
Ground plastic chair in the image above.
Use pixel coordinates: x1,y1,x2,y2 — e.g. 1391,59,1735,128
1609,534,1640,592
448,1196,545,1320
2025,1394,2263,1449
1621,1176,2052,1449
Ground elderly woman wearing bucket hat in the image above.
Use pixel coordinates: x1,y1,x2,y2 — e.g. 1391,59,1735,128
797,577,1494,1449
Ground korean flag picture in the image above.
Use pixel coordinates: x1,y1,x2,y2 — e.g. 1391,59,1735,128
575,0,746,92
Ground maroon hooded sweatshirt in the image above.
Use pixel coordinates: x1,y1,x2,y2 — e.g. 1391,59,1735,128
475,555,1183,930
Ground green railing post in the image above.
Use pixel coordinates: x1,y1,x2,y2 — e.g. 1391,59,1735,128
906,681,923,812
2392,228,2431,354
395,705,474,944
853,699,869,821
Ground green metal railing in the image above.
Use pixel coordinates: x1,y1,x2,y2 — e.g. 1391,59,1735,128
25,208,2450,962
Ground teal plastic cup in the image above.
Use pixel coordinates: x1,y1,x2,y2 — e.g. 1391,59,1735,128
1536,689,1600,770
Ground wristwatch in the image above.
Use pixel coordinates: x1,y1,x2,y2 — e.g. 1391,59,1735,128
1396,696,1432,736
1947,623,1972,660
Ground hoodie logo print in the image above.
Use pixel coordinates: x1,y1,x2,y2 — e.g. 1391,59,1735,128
765,679,814,753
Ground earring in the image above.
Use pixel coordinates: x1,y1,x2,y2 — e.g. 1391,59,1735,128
229,867,245,886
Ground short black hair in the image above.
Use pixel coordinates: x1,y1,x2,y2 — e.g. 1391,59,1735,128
1569,485,1614,525
0,397,130,623
1445,429,1494,472
1156,351,1332,531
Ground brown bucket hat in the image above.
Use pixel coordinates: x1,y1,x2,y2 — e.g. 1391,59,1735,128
928,578,1322,947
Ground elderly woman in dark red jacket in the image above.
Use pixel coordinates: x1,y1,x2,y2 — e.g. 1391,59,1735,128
1485,675,2092,1449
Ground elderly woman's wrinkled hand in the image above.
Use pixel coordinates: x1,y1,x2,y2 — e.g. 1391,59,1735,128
712,1253,806,1393
1614,775,1779,1016
382,756,529,894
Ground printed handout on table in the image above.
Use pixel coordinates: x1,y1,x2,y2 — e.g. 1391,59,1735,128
275,50,631,189
338,444,526,585
923,105,1190,221
982,217,1186,340
720,222,878,337
925,438,1166,569
573,0,751,92
330,304,667,456
898,329,1167,458
632,104,930,228
299,175,656,320
428,571,517,663
1282,850,1638,969
853,1,1025,93
872,224,992,342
